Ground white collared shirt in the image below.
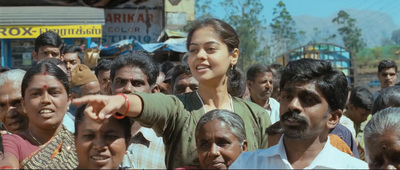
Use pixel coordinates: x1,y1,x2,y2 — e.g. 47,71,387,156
249,97,280,124
230,136,368,169
339,114,357,139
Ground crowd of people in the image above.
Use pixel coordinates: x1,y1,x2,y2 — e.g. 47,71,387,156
0,18,398,169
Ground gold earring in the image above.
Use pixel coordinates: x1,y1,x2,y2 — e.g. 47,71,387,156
67,106,70,110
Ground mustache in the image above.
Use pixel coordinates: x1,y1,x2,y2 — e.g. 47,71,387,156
280,110,308,125
263,89,272,94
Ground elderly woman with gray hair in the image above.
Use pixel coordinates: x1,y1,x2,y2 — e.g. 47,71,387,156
176,109,248,170
364,107,400,169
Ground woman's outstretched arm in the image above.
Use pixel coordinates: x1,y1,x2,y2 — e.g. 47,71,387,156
72,94,143,121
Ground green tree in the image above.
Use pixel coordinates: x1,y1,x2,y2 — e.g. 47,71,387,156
310,27,337,44
371,46,384,60
269,1,298,57
195,0,212,19
218,0,270,70
332,10,366,53
297,30,307,46
391,29,400,45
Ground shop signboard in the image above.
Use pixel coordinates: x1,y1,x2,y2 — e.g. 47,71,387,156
102,0,163,46
0,25,102,39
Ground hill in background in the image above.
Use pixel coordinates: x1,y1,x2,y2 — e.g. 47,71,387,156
264,8,399,49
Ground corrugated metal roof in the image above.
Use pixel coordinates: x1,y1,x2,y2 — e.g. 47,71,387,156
0,6,105,26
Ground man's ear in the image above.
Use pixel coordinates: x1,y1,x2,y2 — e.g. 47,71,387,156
107,82,113,95
327,109,342,129
247,80,253,89
60,54,64,61
32,51,38,62
151,85,160,94
67,94,72,107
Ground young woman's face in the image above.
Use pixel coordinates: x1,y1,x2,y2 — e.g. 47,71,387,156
22,74,69,129
187,26,238,85
196,119,247,169
75,117,127,169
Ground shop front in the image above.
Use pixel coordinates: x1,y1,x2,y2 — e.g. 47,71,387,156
0,6,104,69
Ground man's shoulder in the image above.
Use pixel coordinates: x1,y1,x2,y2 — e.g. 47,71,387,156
324,143,368,168
229,150,263,169
230,146,282,169
335,151,368,168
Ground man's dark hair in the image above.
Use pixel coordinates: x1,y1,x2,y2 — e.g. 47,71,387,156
269,63,284,80
269,63,285,100
246,64,273,82
349,86,373,110
34,31,64,52
110,51,159,86
378,60,397,73
372,85,400,115
63,45,83,62
95,59,112,77
0,66,9,73
37,57,66,68
280,58,348,111
63,45,82,54
171,64,191,86
159,61,176,75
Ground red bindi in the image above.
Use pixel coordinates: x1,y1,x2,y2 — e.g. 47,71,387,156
43,72,47,75
43,85,47,89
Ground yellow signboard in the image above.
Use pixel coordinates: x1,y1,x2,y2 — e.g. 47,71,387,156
0,25,102,39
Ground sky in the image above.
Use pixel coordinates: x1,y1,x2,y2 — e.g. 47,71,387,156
202,0,400,26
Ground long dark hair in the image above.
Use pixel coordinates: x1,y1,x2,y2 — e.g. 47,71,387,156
186,18,245,97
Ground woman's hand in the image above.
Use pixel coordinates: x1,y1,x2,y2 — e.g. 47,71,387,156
72,95,126,121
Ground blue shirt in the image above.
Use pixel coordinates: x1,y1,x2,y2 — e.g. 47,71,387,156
331,123,360,158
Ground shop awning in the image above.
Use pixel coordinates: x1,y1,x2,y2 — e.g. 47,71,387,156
98,39,187,58
0,6,104,26
0,6,105,39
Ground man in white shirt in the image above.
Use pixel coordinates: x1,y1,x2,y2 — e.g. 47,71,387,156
231,59,367,169
246,64,280,124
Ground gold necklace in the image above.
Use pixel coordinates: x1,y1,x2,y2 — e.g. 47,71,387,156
28,129,42,145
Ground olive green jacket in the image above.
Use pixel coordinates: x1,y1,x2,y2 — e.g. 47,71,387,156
133,92,271,169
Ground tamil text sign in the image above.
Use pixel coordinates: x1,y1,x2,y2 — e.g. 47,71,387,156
0,25,102,39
